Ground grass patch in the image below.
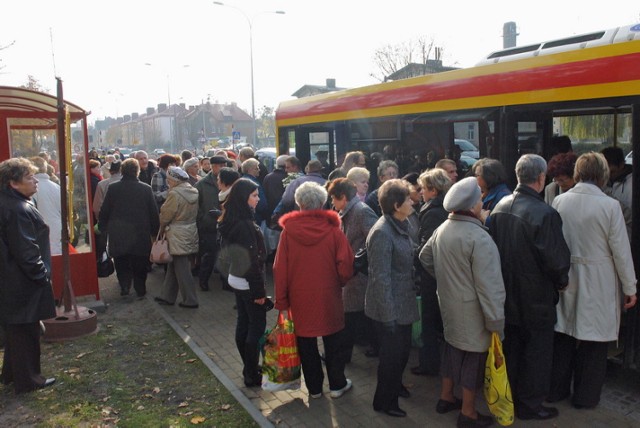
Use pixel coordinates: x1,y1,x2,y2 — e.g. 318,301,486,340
0,298,258,428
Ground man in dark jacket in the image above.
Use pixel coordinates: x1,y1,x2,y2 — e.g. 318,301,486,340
489,154,570,421
194,156,227,291
135,150,157,186
0,158,57,393
98,158,159,297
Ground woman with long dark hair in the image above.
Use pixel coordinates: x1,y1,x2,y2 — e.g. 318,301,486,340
217,178,268,387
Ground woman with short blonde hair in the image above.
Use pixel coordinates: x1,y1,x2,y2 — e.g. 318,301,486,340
347,167,370,202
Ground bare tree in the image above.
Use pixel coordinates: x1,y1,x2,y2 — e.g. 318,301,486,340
0,40,16,73
370,36,440,82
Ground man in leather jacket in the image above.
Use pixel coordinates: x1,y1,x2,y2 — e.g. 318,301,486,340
489,154,571,421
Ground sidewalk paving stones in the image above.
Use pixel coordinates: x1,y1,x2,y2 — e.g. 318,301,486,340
105,266,640,427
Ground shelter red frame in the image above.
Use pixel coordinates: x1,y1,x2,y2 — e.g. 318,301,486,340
0,86,100,301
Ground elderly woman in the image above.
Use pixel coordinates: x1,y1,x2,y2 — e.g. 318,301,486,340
346,166,370,202
550,152,637,409
419,177,505,427
411,168,452,377
154,167,200,309
182,157,201,186
473,158,511,224
327,178,378,362
0,158,57,393
365,179,420,417
274,182,354,399
544,152,577,205
218,178,268,387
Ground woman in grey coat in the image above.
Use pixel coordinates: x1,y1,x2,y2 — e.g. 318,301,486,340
327,178,378,362
365,179,420,418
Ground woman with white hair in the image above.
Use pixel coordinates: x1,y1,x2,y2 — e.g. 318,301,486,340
182,157,201,186
273,181,354,399
346,166,370,202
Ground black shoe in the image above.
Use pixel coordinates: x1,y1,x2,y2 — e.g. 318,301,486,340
411,366,438,376
572,402,596,410
178,302,199,309
436,398,463,414
120,287,130,296
457,412,494,427
374,406,406,417
398,385,410,398
199,283,210,291
154,297,174,306
546,392,570,403
516,405,559,420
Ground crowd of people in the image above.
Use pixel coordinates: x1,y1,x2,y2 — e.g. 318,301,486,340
0,141,637,428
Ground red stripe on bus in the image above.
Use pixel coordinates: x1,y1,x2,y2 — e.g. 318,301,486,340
277,52,640,120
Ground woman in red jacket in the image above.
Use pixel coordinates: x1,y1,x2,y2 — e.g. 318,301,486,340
273,181,354,399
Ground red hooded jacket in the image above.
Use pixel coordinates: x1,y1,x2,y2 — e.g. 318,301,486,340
273,209,354,337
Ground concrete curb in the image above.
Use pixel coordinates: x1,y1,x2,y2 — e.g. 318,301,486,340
148,297,274,428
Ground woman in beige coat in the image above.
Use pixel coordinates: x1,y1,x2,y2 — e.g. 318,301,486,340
550,152,637,409
420,177,505,428
155,167,200,308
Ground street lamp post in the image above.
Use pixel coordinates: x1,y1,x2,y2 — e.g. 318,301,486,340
213,2,284,147
144,63,189,153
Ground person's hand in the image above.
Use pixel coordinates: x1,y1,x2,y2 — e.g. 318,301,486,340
254,297,266,305
624,294,637,309
93,223,101,235
480,209,490,224
280,309,289,319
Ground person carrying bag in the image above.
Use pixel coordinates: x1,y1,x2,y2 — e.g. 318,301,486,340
484,332,514,426
150,229,172,264
261,310,301,392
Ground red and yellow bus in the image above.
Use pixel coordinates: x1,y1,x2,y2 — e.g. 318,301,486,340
275,23,640,365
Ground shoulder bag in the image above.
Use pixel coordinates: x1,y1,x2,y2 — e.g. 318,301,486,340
150,229,172,264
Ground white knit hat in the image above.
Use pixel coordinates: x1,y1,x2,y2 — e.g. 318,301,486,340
167,166,189,182
443,177,482,212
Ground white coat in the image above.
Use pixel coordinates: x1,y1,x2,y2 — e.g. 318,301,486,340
32,173,62,255
552,182,637,341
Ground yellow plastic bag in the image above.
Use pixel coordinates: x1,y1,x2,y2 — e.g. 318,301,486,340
484,332,514,426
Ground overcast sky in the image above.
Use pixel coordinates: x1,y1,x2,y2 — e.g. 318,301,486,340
1,1,639,124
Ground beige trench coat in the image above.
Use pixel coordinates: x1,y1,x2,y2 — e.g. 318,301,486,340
552,182,637,341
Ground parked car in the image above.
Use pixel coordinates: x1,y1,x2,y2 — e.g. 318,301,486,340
154,148,166,156
626,151,633,165
454,139,479,159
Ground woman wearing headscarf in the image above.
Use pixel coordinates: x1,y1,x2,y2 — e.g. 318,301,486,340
420,177,505,427
365,179,420,417
217,178,268,387
274,181,354,399
327,178,378,362
154,166,200,308
549,152,637,409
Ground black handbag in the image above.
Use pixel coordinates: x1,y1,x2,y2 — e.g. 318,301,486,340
353,247,368,276
97,249,115,278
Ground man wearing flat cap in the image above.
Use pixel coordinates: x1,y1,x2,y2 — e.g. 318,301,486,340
419,177,505,427
194,156,228,291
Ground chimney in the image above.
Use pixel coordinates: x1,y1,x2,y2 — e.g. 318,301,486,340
503,22,518,49
123,114,131,122
132,113,139,120
326,78,336,89
179,103,186,109
158,103,167,112
146,107,155,115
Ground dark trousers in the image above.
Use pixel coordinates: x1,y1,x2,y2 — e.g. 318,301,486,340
503,324,554,411
372,321,412,411
1,322,46,393
198,233,218,288
417,280,443,373
234,290,267,381
114,254,150,296
549,332,609,407
344,311,370,360
297,329,348,395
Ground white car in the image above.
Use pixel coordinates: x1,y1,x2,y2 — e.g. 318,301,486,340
455,139,479,159
625,151,633,165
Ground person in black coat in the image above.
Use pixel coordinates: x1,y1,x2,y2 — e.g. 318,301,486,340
98,158,160,297
0,157,57,393
412,168,452,378
489,154,571,420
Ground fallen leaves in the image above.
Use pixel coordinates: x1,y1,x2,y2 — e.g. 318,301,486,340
190,416,206,424
75,351,93,359
185,358,197,364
